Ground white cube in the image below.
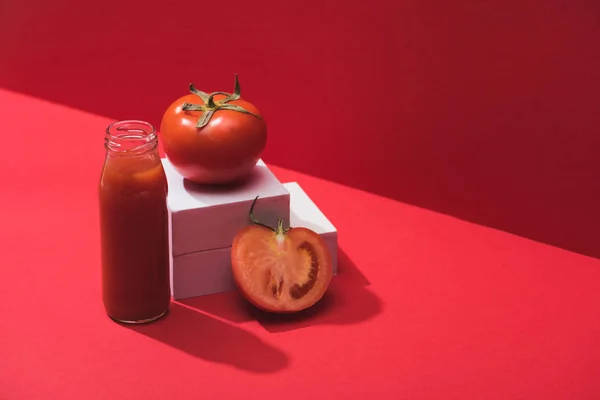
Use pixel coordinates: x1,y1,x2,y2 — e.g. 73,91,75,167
163,158,290,257
168,178,339,300
284,182,338,275
170,246,233,299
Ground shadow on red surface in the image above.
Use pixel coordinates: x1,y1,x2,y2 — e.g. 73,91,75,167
180,248,383,332
128,302,289,373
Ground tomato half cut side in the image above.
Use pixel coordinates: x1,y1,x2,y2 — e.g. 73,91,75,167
231,200,333,313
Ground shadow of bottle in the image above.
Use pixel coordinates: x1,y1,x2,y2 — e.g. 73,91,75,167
127,302,289,373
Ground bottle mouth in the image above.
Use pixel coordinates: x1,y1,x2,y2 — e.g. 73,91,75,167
105,120,157,154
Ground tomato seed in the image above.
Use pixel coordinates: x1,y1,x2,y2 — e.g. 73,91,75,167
290,241,319,299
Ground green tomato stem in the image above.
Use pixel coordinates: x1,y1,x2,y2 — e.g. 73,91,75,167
249,196,289,234
182,74,262,129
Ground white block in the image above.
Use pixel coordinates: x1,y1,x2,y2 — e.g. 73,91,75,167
171,247,233,299
163,158,290,256
284,182,338,275
170,180,339,299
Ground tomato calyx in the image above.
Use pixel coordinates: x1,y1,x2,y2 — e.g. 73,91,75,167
248,195,290,236
181,74,262,129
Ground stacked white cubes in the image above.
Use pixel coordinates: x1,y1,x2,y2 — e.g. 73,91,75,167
162,158,338,300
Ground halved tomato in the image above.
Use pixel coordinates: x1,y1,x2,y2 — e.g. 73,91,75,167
231,197,333,313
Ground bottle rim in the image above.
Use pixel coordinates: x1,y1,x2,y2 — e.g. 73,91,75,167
105,120,157,155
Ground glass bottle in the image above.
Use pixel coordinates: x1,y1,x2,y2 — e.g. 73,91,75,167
98,120,171,324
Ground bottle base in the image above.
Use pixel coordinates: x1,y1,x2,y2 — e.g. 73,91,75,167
108,308,169,325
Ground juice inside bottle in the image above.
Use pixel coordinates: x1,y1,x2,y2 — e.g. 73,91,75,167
98,121,171,323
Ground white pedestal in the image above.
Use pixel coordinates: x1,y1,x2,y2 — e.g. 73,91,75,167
164,157,338,300
163,158,290,257
284,182,338,275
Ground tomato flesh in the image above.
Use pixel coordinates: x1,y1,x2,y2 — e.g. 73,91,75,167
231,225,333,313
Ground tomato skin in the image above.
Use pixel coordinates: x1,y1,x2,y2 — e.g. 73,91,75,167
160,93,267,184
231,225,333,314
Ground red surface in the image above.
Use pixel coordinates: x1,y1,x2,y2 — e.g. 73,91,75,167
1,0,600,259
2,90,600,399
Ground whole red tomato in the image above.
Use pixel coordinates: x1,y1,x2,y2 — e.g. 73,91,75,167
160,74,267,184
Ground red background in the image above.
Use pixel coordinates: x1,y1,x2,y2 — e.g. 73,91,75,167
1,0,599,254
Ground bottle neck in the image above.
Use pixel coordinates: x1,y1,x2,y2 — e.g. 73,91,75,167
105,120,158,156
